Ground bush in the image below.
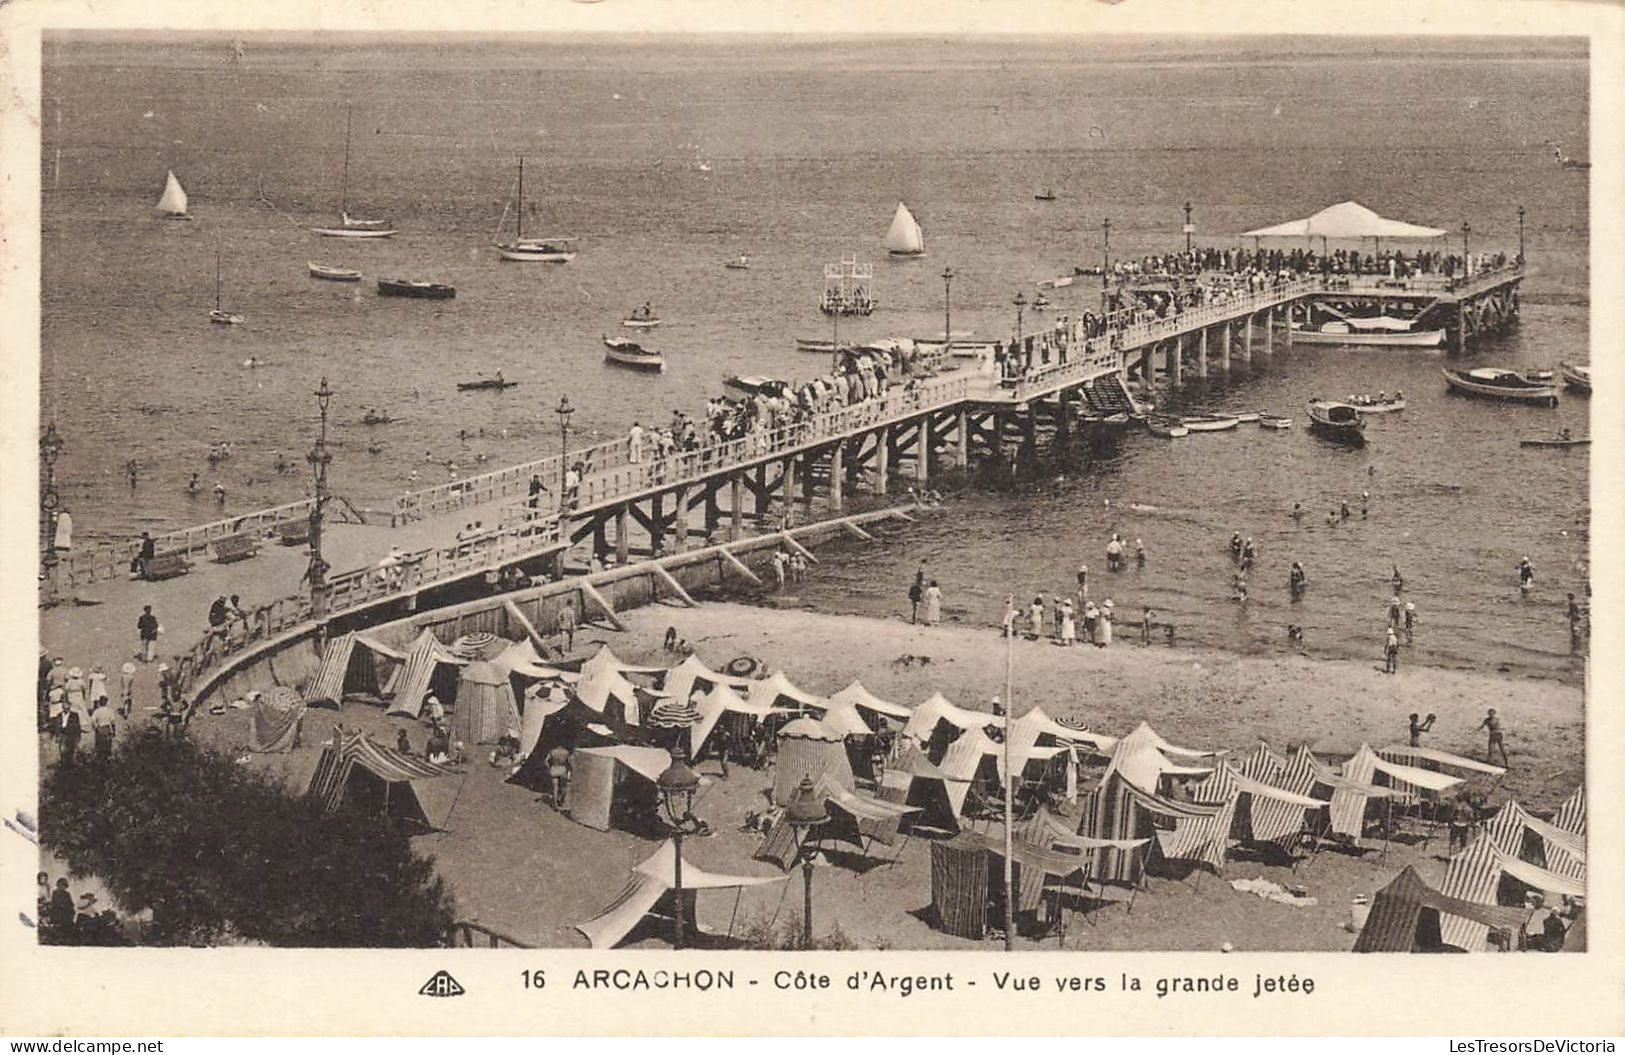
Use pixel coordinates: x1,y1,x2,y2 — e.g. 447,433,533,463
41,729,456,947
738,914,859,951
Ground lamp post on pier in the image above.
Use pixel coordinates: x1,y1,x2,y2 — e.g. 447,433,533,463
555,394,575,504
1183,201,1194,256
39,423,64,606
1012,291,1027,349
1461,222,1472,281
784,774,829,949
941,266,955,354
1517,206,1526,267
1101,217,1112,287
655,750,703,950
305,378,334,623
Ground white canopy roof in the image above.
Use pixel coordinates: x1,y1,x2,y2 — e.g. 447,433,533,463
1242,201,1446,241
580,644,665,682
902,692,1003,742
575,840,785,950
1378,745,1506,777
748,670,826,711
690,683,790,755
827,680,914,721
660,654,754,712
574,668,643,724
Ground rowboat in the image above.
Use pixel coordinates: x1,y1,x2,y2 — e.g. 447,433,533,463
1034,189,1057,202
1441,367,1558,405
1179,414,1241,433
1558,362,1591,393
1306,400,1366,445
1291,317,1444,347
1348,395,1407,413
1234,411,1262,424
308,262,361,282
493,156,576,262
1146,415,1188,438
378,278,455,300
1519,435,1589,448
457,378,518,391
622,308,662,330
1258,415,1293,430
312,107,396,238
725,255,751,271
882,201,925,258
603,336,666,372
796,337,849,354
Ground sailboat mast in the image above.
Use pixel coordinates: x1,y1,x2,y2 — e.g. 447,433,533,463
340,105,353,216
516,156,524,241
215,250,222,310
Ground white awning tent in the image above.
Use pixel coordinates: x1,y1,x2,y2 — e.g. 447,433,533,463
1377,745,1506,779
660,654,755,713
747,670,827,712
901,692,1003,743
1241,201,1447,243
579,644,666,683
689,683,791,756
574,840,785,949
827,680,915,722
492,639,580,683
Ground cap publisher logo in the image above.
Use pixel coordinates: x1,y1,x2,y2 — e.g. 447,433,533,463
419,969,465,997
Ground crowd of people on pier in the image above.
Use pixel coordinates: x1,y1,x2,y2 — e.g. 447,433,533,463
1105,245,1517,285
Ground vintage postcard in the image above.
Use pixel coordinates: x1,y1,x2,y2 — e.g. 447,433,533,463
1,0,1620,1038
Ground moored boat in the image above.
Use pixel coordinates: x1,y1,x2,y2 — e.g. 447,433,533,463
378,277,456,300
1034,188,1057,202
1348,394,1407,413
796,337,849,354
308,262,362,282
622,304,662,329
1558,362,1591,393
1306,399,1366,444
1145,415,1189,438
312,106,396,238
457,376,517,391
209,250,242,325
1291,317,1444,348
1258,414,1293,430
1520,433,1589,448
603,336,666,372
1178,414,1241,433
1233,411,1262,424
725,255,751,270
492,156,576,261
724,375,789,397
882,201,925,258
1441,367,1558,405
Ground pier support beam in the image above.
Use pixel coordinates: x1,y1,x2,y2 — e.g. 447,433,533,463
1166,339,1182,388
829,444,844,512
729,474,743,541
615,505,630,566
650,493,665,555
1139,344,1153,384
1263,310,1274,356
873,425,890,494
1196,329,1208,379
784,456,799,524
1055,390,1073,447
1217,324,1230,373
955,408,970,468
1240,317,1252,365
1284,303,1294,349
915,419,930,482
673,485,690,553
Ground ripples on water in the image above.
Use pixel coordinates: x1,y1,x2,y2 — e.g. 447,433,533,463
39,35,1589,681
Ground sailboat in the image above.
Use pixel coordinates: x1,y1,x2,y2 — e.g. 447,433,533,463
311,106,396,238
882,201,925,258
155,170,190,219
210,250,243,325
493,155,576,262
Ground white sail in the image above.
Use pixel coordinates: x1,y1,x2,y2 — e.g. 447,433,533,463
156,170,188,216
883,201,924,255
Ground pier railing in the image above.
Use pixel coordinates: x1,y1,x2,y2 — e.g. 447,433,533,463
58,497,319,589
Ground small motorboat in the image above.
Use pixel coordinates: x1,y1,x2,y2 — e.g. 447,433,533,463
796,337,849,353
1258,414,1293,430
1558,362,1591,393
1146,415,1188,438
1179,414,1241,433
603,336,666,372
1034,189,1057,202
457,376,518,391
1520,432,1589,448
1306,400,1366,445
1442,367,1558,405
309,262,362,282
360,410,398,426
378,277,456,300
1348,394,1407,413
725,255,751,271
622,306,662,329
1292,317,1445,347
1233,411,1262,424
209,309,244,326
724,375,789,397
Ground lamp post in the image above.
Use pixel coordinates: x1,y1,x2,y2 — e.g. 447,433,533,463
554,394,575,503
39,423,64,605
1461,222,1472,280
656,750,703,950
784,774,830,949
1012,291,1027,348
305,379,333,623
1101,218,1112,287
1001,609,1014,952
1183,201,1194,256
1517,206,1526,267
941,266,955,354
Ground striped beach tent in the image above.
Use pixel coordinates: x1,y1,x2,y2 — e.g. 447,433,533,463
449,661,522,745
576,839,785,949
304,631,409,708
306,729,462,829
659,654,754,715
1438,835,1586,951
249,686,305,753
1343,743,1463,802
1237,742,1289,783
774,717,855,804
386,630,468,718
1484,800,1586,881
827,680,915,723
1296,745,1397,841
1551,786,1585,837
1354,865,1530,953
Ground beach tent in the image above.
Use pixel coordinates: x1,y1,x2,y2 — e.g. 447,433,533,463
690,683,789,757
928,836,992,939
878,743,966,834
1008,705,1118,754
1077,725,1229,882
574,667,646,727
827,680,915,724
492,639,578,683
1237,742,1290,783
1242,201,1447,242
506,699,644,792
1294,745,1398,841
759,774,922,869
1483,800,1586,880
1104,722,1214,793
1378,745,1505,781
304,631,408,708
518,684,571,758
748,670,826,713
568,745,683,832
1552,786,1585,837
306,729,462,830
902,692,1003,760
248,685,305,753
580,644,666,683
1190,757,1327,854
774,717,855,804
1353,865,1531,953
386,629,469,718
575,840,786,950
1343,743,1463,802
658,654,755,716
1437,834,1586,952
449,661,522,745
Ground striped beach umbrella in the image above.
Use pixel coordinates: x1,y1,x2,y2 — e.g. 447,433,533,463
648,696,701,729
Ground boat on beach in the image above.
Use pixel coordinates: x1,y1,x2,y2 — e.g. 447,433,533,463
1306,399,1366,444
308,262,361,282
882,201,925,258
155,170,191,220
1233,411,1262,424
312,107,396,238
1291,317,1444,347
1146,415,1189,438
1441,367,1558,405
492,155,577,262
1179,414,1241,433
1558,362,1591,393
378,277,455,300
1348,394,1407,413
1258,414,1293,430
457,376,517,391
603,336,666,372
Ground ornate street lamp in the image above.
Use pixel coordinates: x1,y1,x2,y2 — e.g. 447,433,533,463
655,750,703,949
1183,201,1194,255
783,774,829,949
1461,222,1472,280
306,378,334,622
941,266,955,354
554,394,575,501
1012,291,1028,348
1101,217,1112,288
1517,206,1526,266
39,423,64,605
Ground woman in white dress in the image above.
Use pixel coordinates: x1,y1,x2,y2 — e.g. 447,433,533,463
923,580,943,626
1098,600,1114,648
1060,600,1077,646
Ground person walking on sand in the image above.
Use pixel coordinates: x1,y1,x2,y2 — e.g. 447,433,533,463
1392,565,1405,593
1097,600,1114,648
1291,502,1303,523
118,662,136,718
1141,606,1154,646
1076,564,1089,601
1051,596,1065,642
922,580,942,626
1001,595,1018,638
1403,602,1417,644
908,571,925,624
1028,596,1045,641
1383,625,1400,674
1060,599,1076,646
137,605,160,662
1477,709,1510,767
558,601,577,652
1134,538,1146,569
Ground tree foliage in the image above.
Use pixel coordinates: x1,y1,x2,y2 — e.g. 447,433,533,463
41,730,456,947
